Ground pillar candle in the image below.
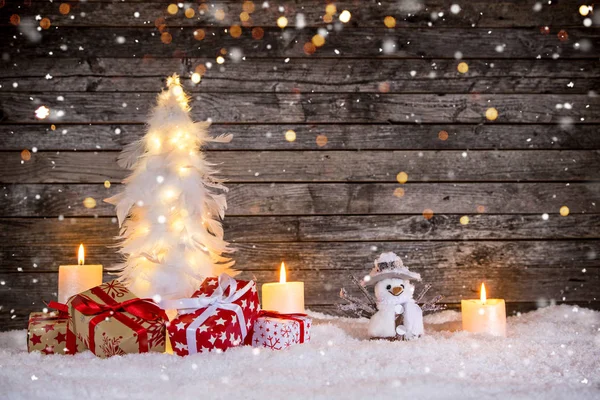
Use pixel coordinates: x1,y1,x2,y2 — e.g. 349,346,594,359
58,244,103,304
461,283,506,337
261,262,305,314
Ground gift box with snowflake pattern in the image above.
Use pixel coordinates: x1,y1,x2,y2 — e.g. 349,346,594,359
67,280,168,358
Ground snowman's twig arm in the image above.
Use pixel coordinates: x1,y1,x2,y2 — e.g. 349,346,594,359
415,283,432,303
351,275,378,308
339,288,377,315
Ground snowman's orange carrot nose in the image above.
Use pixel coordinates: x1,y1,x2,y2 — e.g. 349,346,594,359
391,286,403,296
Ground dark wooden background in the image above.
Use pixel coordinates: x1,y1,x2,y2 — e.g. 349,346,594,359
1,0,599,330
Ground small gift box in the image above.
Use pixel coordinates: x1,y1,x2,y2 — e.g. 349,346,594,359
248,310,311,350
164,274,259,356
27,302,86,355
67,280,168,358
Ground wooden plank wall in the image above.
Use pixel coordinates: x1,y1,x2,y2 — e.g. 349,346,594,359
0,0,599,330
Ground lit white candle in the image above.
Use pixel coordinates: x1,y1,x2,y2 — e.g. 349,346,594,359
58,244,103,304
461,283,506,337
261,262,305,314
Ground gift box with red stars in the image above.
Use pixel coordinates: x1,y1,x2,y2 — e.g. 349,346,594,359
248,311,311,350
27,308,86,355
165,274,260,356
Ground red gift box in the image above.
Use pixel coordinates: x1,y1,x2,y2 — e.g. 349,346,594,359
248,311,312,350
164,274,259,356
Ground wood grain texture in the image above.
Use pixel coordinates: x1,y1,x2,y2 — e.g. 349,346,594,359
2,58,599,94
2,27,597,59
2,92,599,123
3,123,600,151
2,150,599,183
1,264,596,328
0,0,588,28
2,239,599,273
2,214,600,247
1,183,598,217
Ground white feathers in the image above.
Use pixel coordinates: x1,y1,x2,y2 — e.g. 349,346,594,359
117,139,145,170
105,74,236,300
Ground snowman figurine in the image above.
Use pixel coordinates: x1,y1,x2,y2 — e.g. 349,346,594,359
366,252,424,340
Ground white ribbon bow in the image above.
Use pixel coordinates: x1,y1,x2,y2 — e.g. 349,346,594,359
161,273,254,355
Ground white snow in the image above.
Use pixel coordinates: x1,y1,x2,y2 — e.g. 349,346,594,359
1,305,599,400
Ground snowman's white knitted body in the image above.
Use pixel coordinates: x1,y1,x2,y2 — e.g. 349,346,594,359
368,278,424,339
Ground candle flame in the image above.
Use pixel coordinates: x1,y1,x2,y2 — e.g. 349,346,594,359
78,244,85,266
480,283,487,304
279,262,286,283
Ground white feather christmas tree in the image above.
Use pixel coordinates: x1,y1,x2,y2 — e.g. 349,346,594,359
105,74,236,300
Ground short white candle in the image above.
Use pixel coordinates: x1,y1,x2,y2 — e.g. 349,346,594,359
58,244,103,304
461,283,506,337
261,262,305,314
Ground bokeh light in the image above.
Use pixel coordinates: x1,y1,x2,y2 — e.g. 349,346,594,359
485,108,498,121
59,3,70,15
252,27,264,39
457,62,469,73
285,130,296,142
438,130,449,141
83,197,97,209
167,4,178,15
316,135,328,147
423,209,434,220
557,30,568,41
40,18,51,29
230,25,242,38
560,206,569,216
396,172,408,184
277,16,288,28
384,16,396,28
194,29,206,41
460,216,470,225
312,34,326,47
339,10,351,23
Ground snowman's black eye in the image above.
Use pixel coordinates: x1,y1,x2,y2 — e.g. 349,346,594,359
400,284,405,289
386,284,392,290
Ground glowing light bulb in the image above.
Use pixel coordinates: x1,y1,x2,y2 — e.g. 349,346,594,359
191,73,201,84
172,85,183,96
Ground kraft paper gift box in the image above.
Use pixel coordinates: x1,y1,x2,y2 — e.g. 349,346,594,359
67,280,168,358
27,302,86,355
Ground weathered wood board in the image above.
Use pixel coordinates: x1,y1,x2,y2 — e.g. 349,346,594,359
2,92,599,123
2,150,599,183
1,182,598,217
4,123,600,151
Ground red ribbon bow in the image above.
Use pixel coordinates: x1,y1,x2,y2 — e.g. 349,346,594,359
257,310,309,344
71,286,167,354
29,301,69,322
